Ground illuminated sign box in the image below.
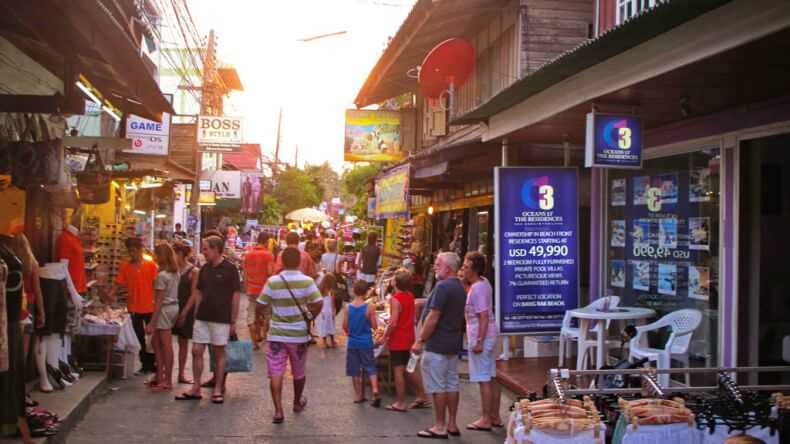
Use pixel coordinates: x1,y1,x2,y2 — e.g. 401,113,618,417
585,112,643,169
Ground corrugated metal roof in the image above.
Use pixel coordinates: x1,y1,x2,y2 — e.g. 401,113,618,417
452,0,734,125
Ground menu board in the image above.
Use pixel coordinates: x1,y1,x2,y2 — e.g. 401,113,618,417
495,167,579,334
606,151,719,313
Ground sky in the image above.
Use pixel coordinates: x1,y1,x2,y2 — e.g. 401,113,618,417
186,0,416,172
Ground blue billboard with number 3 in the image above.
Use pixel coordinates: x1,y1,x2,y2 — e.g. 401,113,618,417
495,167,579,334
585,113,643,168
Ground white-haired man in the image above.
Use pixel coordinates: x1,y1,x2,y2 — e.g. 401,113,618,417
412,252,466,439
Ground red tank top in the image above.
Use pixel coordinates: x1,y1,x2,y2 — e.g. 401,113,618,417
388,291,416,351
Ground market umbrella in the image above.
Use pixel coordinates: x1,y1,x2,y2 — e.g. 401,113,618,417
285,207,329,223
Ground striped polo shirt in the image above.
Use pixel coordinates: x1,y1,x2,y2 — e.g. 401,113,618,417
257,270,322,343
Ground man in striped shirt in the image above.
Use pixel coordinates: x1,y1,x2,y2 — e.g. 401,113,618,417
257,247,323,424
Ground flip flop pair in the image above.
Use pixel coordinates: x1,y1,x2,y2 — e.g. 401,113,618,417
174,393,202,401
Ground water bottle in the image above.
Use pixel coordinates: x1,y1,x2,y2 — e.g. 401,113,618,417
406,352,420,373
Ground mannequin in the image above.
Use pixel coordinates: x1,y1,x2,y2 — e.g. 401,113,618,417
36,262,82,390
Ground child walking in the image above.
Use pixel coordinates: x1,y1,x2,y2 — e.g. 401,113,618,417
343,280,381,407
317,273,337,348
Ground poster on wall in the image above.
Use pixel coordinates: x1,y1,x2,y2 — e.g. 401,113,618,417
344,110,404,162
240,173,264,214
495,167,579,335
605,149,720,313
374,164,409,218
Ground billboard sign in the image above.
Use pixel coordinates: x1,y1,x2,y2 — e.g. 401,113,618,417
197,115,243,152
585,112,643,168
200,170,241,199
124,108,172,156
495,167,579,334
375,164,409,219
344,110,404,162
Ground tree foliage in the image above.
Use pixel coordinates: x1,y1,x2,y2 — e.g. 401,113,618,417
341,163,383,219
304,161,341,202
259,195,283,225
272,167,322,215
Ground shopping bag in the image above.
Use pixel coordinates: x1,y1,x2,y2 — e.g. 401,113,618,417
224,339,253,373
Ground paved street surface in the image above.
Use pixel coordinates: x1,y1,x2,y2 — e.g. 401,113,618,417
68,298,511,443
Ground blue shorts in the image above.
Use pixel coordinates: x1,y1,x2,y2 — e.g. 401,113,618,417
346,348,377,377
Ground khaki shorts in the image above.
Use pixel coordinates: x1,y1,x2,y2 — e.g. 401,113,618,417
192,320,230,346
155,304,179,330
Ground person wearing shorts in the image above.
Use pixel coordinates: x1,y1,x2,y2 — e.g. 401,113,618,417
462,251,503,431
412,252,466,439
176,236,240,405
243,232,274,350
257,247,323,423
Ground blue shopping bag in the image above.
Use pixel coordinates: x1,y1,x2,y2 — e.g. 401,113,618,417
225,339,253,373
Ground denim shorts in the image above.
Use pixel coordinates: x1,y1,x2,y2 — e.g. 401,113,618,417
468,336,497,383
346,348,377,377
421,351,459,393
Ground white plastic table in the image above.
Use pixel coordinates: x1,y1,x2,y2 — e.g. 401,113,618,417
566,306,656,370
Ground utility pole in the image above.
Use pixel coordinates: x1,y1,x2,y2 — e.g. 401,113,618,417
294,144,299,168
273,107,282,174
190,29,219,245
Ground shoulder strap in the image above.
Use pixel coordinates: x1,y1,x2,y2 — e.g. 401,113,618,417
279,273,315,322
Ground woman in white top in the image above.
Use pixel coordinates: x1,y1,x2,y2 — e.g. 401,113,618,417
146,243,180,390
320,239,340,274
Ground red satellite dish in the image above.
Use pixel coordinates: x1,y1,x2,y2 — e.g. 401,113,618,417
418,38,475,99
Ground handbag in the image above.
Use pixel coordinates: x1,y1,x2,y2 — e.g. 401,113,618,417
279,273,317,323
224,336,253,373
76,148,111,204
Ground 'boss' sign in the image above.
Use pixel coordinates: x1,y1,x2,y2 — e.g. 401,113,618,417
196,115,244,146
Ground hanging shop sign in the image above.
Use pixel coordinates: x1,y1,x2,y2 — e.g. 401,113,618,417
344,110,404,162
196,115,243,152
200,170,241,199
585,112,643,169
124,94,172,155
495,167,579,335
375,164,409,219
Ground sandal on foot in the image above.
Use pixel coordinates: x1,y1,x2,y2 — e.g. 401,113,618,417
293,396,307,412
211,395,224,404
177,378,193,384
272,416,284,424
174,393,202,401
386,404,407,412
491,422,504,428
447,429,461,437
371,397,382,408
417,429,448,440
353,398,368,404
466,424,492,431
409,400,432,409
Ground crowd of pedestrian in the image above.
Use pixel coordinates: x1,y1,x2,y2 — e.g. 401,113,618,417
106,225,503,437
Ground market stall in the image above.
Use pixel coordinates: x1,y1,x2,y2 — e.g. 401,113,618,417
506,366,790,444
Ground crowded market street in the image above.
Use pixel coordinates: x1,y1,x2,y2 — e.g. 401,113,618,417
67,300,509,444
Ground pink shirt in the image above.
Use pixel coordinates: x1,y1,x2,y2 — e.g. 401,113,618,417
465,278,498,343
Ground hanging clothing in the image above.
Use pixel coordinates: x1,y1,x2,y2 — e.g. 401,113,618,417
0,258,7,372
0,244,25,425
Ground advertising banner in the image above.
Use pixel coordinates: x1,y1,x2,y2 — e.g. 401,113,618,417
240,173,264,214
344,110,404,162
375,164,409,219
585,113,642,168
197,115,243,152
495,167,579,334
124,110,171,156
200,170,241,199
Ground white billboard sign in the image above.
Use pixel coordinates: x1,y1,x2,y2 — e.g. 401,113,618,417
200,170,241,199
197,115,243,151
124,112,171,155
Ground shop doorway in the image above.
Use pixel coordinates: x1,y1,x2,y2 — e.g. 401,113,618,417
738,132,790,384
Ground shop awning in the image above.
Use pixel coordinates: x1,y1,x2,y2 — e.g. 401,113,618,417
354,0,513,107
115,157,196,182
452,0,737,126
414,161,448,179
0,0,174,121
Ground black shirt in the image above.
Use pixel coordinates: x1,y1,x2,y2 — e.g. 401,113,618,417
420,277,467,354
195,259,241,324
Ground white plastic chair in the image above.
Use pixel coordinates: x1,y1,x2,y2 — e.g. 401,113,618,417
629,309,702,387
558,296,620,368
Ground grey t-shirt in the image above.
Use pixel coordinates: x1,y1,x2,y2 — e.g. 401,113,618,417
420,277,467,354
154,271,179,305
